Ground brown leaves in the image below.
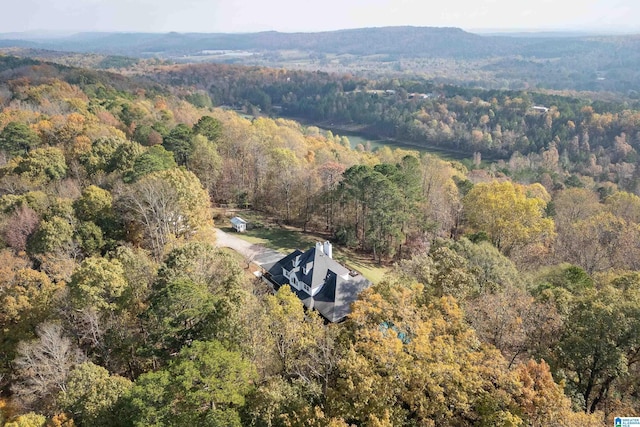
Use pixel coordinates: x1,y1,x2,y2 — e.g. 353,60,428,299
4,205,39,253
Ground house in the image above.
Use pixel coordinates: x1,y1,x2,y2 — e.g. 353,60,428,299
263,241,371,322
230,216,247,232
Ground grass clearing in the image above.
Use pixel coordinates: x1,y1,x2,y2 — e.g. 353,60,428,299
332,247,389,284
223,226,317,254
216,210,389,283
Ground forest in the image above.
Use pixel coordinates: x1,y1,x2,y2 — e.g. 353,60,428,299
141,61,640,192
0,53,640,426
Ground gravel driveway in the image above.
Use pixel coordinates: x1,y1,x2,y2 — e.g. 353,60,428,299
214,228,285,268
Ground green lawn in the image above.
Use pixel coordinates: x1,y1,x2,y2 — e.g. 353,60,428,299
332,248,388,284
219,211,389,283
222,225,318,254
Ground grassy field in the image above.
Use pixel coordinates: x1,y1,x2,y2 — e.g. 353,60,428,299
216,210,389,283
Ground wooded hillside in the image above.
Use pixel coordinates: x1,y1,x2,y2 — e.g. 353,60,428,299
0,54,638,426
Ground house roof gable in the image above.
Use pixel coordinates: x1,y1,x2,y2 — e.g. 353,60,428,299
266,244,371,322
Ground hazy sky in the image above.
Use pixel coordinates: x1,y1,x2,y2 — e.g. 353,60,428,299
2,0,639,34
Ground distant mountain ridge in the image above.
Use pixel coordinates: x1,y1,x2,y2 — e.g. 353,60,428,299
0,26,612,58
3,26,640,94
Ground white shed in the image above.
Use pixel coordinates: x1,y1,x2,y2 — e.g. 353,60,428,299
230,216,248,232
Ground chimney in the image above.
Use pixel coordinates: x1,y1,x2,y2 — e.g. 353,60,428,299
323,241,332,259
316,242,324,255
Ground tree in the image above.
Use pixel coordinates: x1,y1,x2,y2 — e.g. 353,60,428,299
122,340,256,427
68,257,127,312
4,205,39,252
446,238,520,292
3,412,46,427
552,285,640,413
336,164,406,258
0,258,62,380
466,284,562,367
267,147,303,223
263,286,338,390
79,136,128,176
118,168,213,258
146,278,216,357
193,116,222,143
125,146,176,183
145,243,247,358
392,245,479,301
463,181,555,257
13,147,67,185
27,217,74,256
73,186,119,244
11,323,83,412
558,212,636,273
162,124,193,166
188,135,222,196
0,122,40,156
514,360,602,427
58,362,132,427
328,283,523,425
111,245,157,316
73,186,113,225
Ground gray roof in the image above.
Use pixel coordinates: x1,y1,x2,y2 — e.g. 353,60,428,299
265,244,371,322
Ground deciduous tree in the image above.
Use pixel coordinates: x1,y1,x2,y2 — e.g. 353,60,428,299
118,168,212,258
463,180,555,257
11,323,83,412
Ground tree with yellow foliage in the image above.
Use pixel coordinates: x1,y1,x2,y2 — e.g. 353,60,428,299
328,283,523,426
463,181,555,257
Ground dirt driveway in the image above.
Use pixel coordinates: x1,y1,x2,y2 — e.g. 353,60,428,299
214,228,285,268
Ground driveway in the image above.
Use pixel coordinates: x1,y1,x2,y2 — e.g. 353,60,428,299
214,228,285,268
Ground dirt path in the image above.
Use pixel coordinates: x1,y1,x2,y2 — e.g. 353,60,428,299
214,228,285,268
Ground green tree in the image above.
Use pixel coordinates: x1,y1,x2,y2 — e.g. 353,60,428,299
73,186,113,225
27,217,74,255
125,145,176,182
337,164,406,258
0,122,40,156
193,116,222,142
446,238,520,292
162,123,193,166
79,136,127,176
392,245,480,301
58,362,132,427
122,340,256,427
146,278,216,356
68,257,127,312
14,147,67,185
553,285,640,413
73,186,120,244
146,243,246,358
